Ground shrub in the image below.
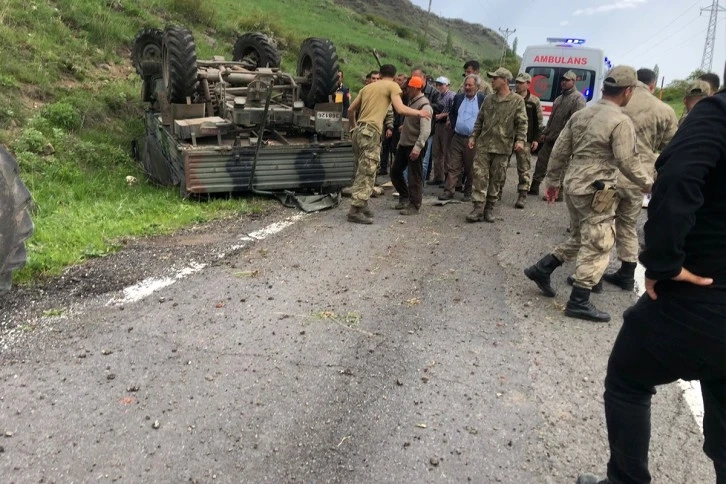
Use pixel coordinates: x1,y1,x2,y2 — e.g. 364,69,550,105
41,102,83,132
167,0,215,26
14,127,47,154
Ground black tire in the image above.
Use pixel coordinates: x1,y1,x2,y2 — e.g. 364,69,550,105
232,33,281,69
132,28,163,77
297,38,340,108
162,25,198,103
0,146,34,293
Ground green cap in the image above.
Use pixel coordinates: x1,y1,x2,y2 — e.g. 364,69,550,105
486,67,513,81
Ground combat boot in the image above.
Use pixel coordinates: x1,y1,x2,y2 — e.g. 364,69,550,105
347,205,373,225
566,275,603,294
565,286,611,322
466,202,485,223
528,181,539,196
394,200,408,210
514,190,527,209
602,261,636,291
524,254,563,297
576,473,611,484
361,205,374,218
438,190,454,201
483,201,495,223
399,205,419,215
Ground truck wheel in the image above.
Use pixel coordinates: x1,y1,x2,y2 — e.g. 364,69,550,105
132,28,163,77
297,38,339,108
162,25,198,104
232,33,281,69
0,146,34,293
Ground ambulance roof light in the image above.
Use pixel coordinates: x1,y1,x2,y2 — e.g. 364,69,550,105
546,37,586,45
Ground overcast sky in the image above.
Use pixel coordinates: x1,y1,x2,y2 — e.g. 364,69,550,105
409,0,725,85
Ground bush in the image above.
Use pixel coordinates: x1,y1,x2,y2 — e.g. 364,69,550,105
14,127,47,154
40,102,82,132
167,0,215,26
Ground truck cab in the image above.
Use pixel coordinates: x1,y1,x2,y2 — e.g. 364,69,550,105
519,38,611,123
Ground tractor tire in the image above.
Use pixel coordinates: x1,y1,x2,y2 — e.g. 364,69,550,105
162,25,198,104
0,146,34,293
232,33,281,69
297,38,340,109
132,28,163,77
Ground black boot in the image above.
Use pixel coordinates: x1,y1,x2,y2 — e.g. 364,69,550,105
603,261,636,291
483,201,495,223
566,275,603,294
524,254,562,297
565,286,611,322
576,474,610,484
528,180,540,196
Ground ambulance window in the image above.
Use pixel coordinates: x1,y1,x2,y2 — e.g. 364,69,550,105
525,67,596,102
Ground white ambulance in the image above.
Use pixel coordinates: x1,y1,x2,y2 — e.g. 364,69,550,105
519,38,612,123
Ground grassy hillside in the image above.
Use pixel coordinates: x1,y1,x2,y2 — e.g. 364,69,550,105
0,0,502,285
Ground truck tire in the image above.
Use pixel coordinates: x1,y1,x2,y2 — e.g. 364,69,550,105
162,25,198,103
232,33,281,69
0,146,34,293
132,28,163,77
297,38,339,108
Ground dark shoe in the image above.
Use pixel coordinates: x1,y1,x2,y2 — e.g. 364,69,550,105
455,185,464,193
576,473,610,484
466,202,485,223
566,275,603,294
399,206,419,215
514,191,527,209
361,205,374,218
347,206,373,225
602,261,636,291
462,193,472,202
394,200,408,210
565,286,611,322
524,254,563,297
429,179,443,186
528,181,539,196
438,191,453,201
483,202,495,223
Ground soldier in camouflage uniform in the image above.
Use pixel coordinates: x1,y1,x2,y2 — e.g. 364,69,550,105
511,72,543,209
529,70,587,198
466,67,527,223
602,68,678,291
457,60,494,96
678,79,710,127
346,64,432,224
524,66,653,323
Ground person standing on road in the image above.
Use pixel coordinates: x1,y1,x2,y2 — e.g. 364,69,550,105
438,74,484,202
601,68,678,292
576,79,726,484
346,64,432,224
458,60,494,95
528,70,586,198
466,67,527,223
429,76,455,186
510,72,543,209
523,66,653,323
390,76,433,216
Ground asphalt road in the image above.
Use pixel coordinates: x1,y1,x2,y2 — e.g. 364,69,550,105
0,166,714,483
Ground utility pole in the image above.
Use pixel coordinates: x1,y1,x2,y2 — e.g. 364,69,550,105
499,27,516,66
700,0,725,72
424,0,432,30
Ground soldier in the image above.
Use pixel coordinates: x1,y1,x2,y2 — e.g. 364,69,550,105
601,68,678,291
458,60,494,96
511,72,543,209
528,70,586,198
346,64,432,224
678,79,710,127
466,67,527,223
523,65,653,322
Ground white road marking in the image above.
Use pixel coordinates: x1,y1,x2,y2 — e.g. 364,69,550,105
105,213,307,306
634,262,704,432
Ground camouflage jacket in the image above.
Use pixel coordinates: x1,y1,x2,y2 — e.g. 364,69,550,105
470,91,527,154
545,99,653,195
619,82,678,189
542,86,586,141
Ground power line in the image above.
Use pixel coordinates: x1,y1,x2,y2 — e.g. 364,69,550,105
619,0,701,58
622,14,703,62
700,0,726,71
628,25,710,68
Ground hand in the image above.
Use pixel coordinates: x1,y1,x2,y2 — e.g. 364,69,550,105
645,268,713,300
409,149,420,161
419,109,432,120
467,139,475,150
513,141,524,152
531,141,539,151
545,186,559,203
385,128,393,139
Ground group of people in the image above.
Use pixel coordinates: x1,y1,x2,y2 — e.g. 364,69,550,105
343,58,725,484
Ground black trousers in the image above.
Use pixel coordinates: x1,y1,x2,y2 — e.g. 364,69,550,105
604,293,726,484
391,144,425,209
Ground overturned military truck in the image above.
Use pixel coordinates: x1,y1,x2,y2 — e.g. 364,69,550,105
132,26,355,203
0,146,34,293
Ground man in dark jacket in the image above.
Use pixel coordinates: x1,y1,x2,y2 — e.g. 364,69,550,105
438,74,485,201
577,88,726,484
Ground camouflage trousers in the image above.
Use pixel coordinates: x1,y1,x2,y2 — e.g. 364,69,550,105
472,150,509,204
613,186,642,263
514,144,532,191
350,123,382,207
531,140,554,184
553,193,616,290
